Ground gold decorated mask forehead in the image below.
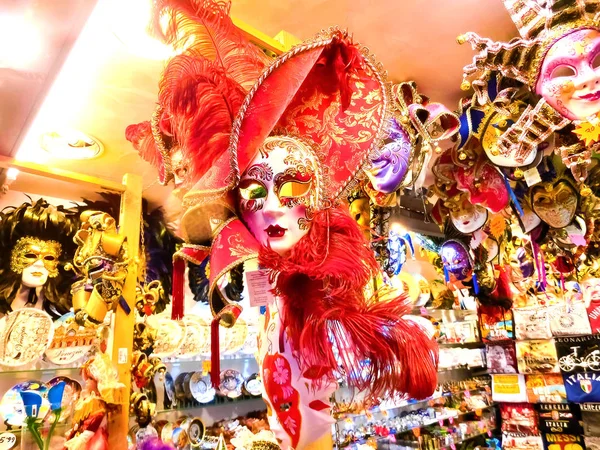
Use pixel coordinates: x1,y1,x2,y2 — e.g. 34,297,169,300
10,237,62,276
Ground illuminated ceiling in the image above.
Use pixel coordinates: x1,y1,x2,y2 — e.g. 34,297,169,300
2,0,517,206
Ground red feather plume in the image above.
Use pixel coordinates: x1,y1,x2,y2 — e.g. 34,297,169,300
152,0,270,90
259,207,439,400
125,121,160,167
158,54,246,185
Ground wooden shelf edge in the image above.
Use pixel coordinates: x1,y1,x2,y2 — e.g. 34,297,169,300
0,155,125,193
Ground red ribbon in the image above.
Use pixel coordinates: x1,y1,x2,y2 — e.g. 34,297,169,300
171,258,186,320
210,316,221,388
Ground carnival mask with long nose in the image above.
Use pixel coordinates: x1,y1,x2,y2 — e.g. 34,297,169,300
536,28,600,121
238,136,318,255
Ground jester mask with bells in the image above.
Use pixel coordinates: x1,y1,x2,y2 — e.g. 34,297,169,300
459,0,600,180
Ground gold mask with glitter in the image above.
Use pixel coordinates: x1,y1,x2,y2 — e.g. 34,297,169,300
10,237,62,277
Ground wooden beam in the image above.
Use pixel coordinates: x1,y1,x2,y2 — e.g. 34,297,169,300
0,155,125,193
108,173,143,448
232,17,293,54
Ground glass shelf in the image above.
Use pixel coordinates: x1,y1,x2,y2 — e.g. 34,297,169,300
154,395,265,414
0,364,81,376
437,341,485,349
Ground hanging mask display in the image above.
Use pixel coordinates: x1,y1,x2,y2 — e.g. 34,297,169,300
458,0,600,182
71,211,129,327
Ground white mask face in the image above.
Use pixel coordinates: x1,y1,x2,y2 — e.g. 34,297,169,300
21,259,49,288
238,136,318,255
449,200,488,234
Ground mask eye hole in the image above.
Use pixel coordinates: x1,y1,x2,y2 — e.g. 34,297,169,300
279,402,292,412
535,195,552,206
44,255,56,262
551,65,576,79
279,180,311,199
239,181,267,200
24,253,38,259
593,53,600,69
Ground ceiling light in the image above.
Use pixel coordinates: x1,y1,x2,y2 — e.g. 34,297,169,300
6,168,19,181
108,0,176,60
39,129,104,160
0,13,42,69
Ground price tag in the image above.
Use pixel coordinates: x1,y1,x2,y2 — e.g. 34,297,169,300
345,418,353,425
439,419,444,426
524,167,542,187
487,430,492,437
450,444,456,450
412,428,421,438
246,270,276,307
118,347,128,364
0,432,16,449
449,416,454,424
420,307,428,316
202,360,211,376
476,408,483,417
365,411,374,421
381,410,389,418
464,390,471,398
569,233,587,246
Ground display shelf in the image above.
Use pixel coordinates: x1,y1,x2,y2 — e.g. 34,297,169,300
336,388,490,421
155,396,264,415
388,405,495,435
438,365,486,373
0,365,82,376
163,355,257,364
439,429,492,450
437,341,485,349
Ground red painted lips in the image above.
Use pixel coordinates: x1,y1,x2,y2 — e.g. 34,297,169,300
265,225,287,238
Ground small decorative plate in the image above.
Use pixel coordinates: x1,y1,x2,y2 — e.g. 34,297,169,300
189,372,215,404
243,373,263,397
0,308,53,367
218,369,244,399
171,427,190,449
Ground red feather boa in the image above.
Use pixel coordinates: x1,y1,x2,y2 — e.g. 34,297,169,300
259,207,439,400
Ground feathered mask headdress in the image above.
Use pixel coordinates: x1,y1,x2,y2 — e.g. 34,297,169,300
126,0,271,186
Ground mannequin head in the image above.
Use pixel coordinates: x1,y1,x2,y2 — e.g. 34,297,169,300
0,199,78,317
238,136,319,255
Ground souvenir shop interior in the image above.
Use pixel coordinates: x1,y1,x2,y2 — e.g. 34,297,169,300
4,0,600,449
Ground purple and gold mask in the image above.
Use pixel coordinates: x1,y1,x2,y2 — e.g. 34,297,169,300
366,119,411,194
440,239,473,282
